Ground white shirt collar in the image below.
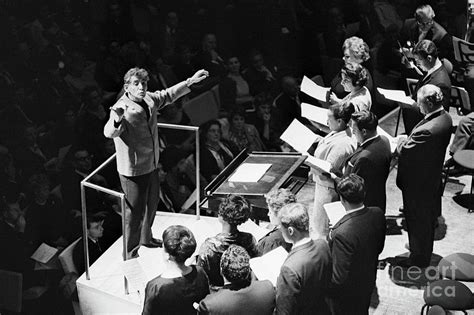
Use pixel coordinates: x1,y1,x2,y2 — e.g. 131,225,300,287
344,205,365,216
424,107,443,120
360,134,379,147
425,58,442,78
292,237,311,249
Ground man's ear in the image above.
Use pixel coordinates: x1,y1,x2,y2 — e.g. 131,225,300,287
123,83,128,92
427,55,433,63
287,226,294,237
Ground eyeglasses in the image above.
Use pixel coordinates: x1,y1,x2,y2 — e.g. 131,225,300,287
417,20,433,27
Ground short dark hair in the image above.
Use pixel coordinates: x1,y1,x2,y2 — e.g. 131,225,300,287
199,119,221,144
330,103,355,124
342,63,368,87
351,110,378,131
336,174,366,204
229,108,246,121
220,245,251,283
124,67,149,84
265,189,296,214
87,212,106,229
413,40,438,59
162,225,197,263
218,195,251,226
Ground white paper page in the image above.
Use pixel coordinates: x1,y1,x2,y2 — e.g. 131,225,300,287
240,219,270,242
323,201,347,227
122,258,147,293
31,243,58,264
280,119,320,153
377,88,415,105
228,163,272,182
377,126,407,154
304,155,332,173
250,246,288,286
301,76,330,102
301,103,329,126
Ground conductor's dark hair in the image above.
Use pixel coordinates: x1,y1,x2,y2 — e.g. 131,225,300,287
124,67,149,84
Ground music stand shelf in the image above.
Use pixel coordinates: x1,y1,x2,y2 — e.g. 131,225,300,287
201,151,308,221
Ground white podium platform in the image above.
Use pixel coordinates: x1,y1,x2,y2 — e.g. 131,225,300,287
76,211,269,315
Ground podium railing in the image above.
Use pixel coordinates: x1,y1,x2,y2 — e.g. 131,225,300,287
80,123,200,294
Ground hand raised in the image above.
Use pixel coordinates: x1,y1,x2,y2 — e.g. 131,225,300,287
187,69,209,86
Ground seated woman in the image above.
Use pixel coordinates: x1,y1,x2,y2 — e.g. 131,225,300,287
256,189,295,256
227,109,265,153
198,245,275,315
311,103,356,239
329,63,372,112
142,225,210,315
329,36,374,99
219,56,255,115
199,120,239,182
197,195,257,288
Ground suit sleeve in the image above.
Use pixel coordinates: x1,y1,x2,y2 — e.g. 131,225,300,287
149,81,191,110
349,155,371,179
104,104,126,138
399,129,432,158
276,265,300,315
329,233,355,293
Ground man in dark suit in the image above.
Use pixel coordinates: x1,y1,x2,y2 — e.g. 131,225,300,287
344,110,392,212
72,213,105,276
276,203,331,314
199,245,275,315
327,174,386,315
401,39,451,134
396,84,452,268
273,76,301,136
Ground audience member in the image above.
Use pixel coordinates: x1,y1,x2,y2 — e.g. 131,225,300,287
275,203,331,314
448,112,474,156
311,103,356,239
193,33,225,79
273,76,301,135
256,189,295,256
344,110,391,212
327,174,386,314
219,56,255,113
255,98,282,151
199,119,239,182
199,245,275,315
72,212,105,276
197,195,257,288
227,109,265,153
401,39,451,135
329,63,372,112
142,225,210,315
396,84,452,268
242,50,277,97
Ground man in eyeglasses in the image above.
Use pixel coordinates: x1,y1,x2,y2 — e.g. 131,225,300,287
399,4,454,71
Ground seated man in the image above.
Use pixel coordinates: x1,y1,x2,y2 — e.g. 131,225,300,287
276,203,331,314
448,112,474,156
198,245,275,314
72,213,105,276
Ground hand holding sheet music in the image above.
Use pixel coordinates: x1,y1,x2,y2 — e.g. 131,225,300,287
377,88,415,105
300,76,330,102
280,119,320,153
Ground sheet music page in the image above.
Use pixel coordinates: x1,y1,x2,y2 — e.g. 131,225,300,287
280,119,320,153
31,243,58,264
304,155,332,173
228,163,272,182
301,103,329,126
301,76,330,102
250,246,288,286
377,88,415,105
323,201,347,227
122,258,147,293
240,219,270,242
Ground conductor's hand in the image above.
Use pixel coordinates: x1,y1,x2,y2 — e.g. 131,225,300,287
186,69,209,87
110,105,125,122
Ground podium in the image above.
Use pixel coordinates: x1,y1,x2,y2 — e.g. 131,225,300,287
201,151,308,221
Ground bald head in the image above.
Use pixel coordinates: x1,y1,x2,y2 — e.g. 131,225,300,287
281,76,298,96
